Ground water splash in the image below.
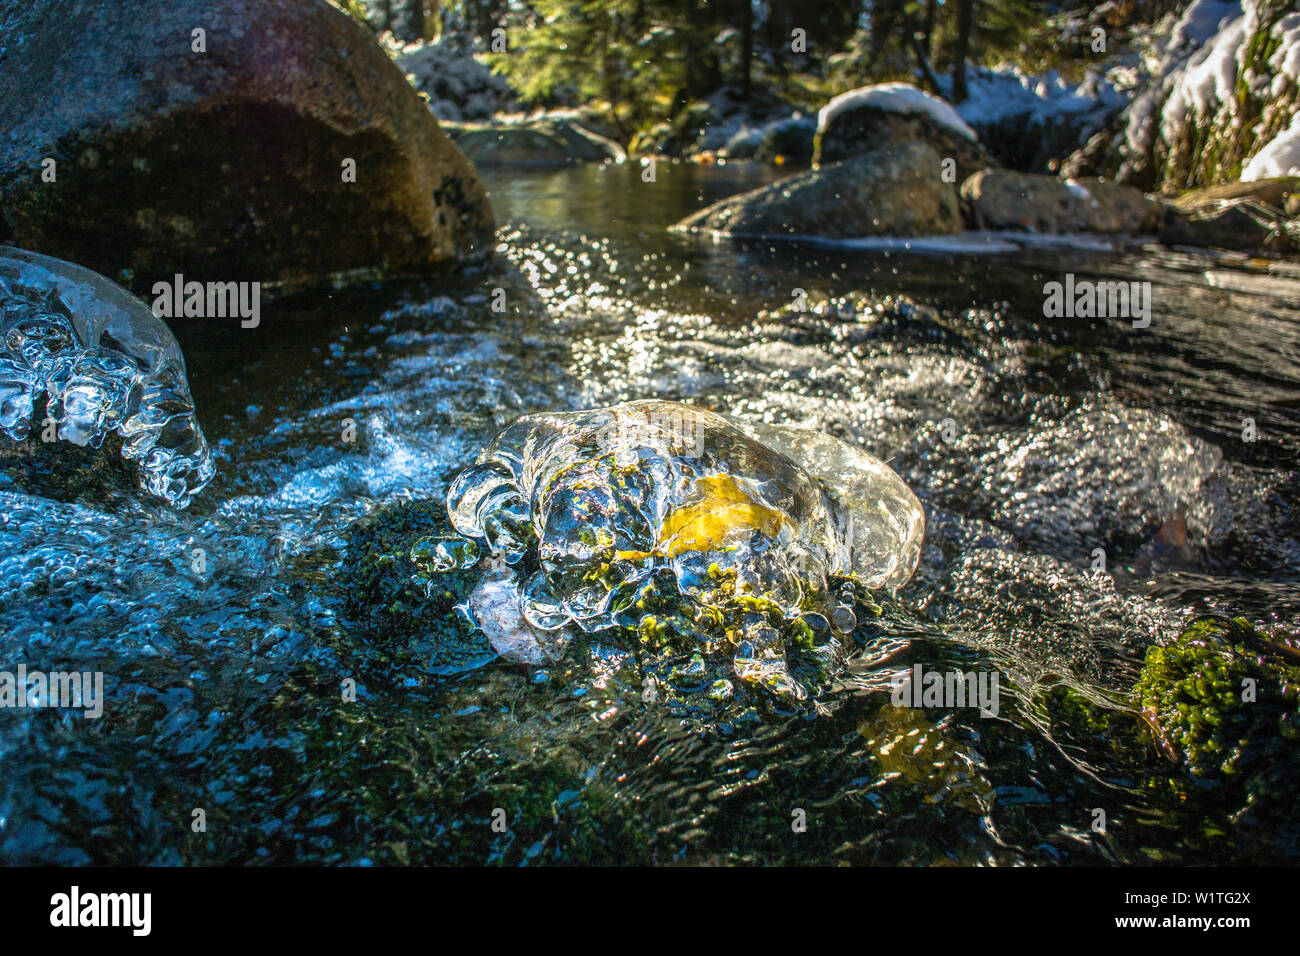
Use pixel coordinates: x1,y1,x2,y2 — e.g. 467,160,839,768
0,247,214,506
416,400,924,698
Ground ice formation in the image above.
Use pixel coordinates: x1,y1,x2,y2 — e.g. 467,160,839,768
416,401,925,697
0,246,214,507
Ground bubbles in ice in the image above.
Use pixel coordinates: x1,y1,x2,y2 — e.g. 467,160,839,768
0,246,214,507
415,400,925,699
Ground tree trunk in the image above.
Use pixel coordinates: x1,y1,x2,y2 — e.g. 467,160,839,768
412,0,437,43
910,32,942,94
952,0,973,103
921,0,937,57
740,0,754,100
682,0,721,97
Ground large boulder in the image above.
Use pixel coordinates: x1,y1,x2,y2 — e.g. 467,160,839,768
671,140,962,239
0,0,494,290
814,83,988,181
960,169,1164,234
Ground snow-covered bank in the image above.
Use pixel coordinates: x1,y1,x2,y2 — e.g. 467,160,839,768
1075,0,1300,190
390,37,513,123
938,66,1129,172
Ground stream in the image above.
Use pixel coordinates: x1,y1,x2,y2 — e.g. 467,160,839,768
1,160,1297,864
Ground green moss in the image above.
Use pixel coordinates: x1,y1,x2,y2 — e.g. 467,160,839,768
1134,616,1300,787
338,500,489,670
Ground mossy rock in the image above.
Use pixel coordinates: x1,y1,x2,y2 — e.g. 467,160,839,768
1135,616,1300,786
338,499,489,672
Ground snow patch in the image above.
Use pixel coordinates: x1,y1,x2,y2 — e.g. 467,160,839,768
1243,114,1300,180
393,38,513,123
818,83,978,142
939,65,1126,135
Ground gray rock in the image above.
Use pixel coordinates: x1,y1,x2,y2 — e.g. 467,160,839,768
815,103,988,182
671,141,962,239
0,0,494,291
960,169,1162,233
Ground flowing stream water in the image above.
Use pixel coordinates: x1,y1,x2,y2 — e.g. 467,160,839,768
1,161,1297,864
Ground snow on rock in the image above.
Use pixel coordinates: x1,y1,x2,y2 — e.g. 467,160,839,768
1243,113,1300,180
678,87,800,157
937,65,1128,172
817,83,977,142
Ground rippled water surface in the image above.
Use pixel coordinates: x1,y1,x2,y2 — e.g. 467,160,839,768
2,161,1298,864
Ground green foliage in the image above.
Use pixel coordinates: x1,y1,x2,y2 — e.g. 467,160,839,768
477,0,1098,144
486,0,686,140
1151,2,1300,191
828,0,1065,92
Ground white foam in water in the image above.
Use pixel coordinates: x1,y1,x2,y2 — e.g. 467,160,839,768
690,230,1145,253
0,246,214,507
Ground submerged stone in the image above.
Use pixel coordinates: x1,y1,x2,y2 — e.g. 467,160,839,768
414,400,925,699
0,246,214,506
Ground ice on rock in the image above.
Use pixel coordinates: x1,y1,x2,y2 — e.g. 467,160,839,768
0,247,215,506
420,401,925,697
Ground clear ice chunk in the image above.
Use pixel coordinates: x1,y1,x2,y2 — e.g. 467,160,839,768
430,400,925,697
0,246,215,506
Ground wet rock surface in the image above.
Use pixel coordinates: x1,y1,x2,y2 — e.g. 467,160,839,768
960,169,1164,234
0,0,494,290
1159,199,1297,254
672,141,962,239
